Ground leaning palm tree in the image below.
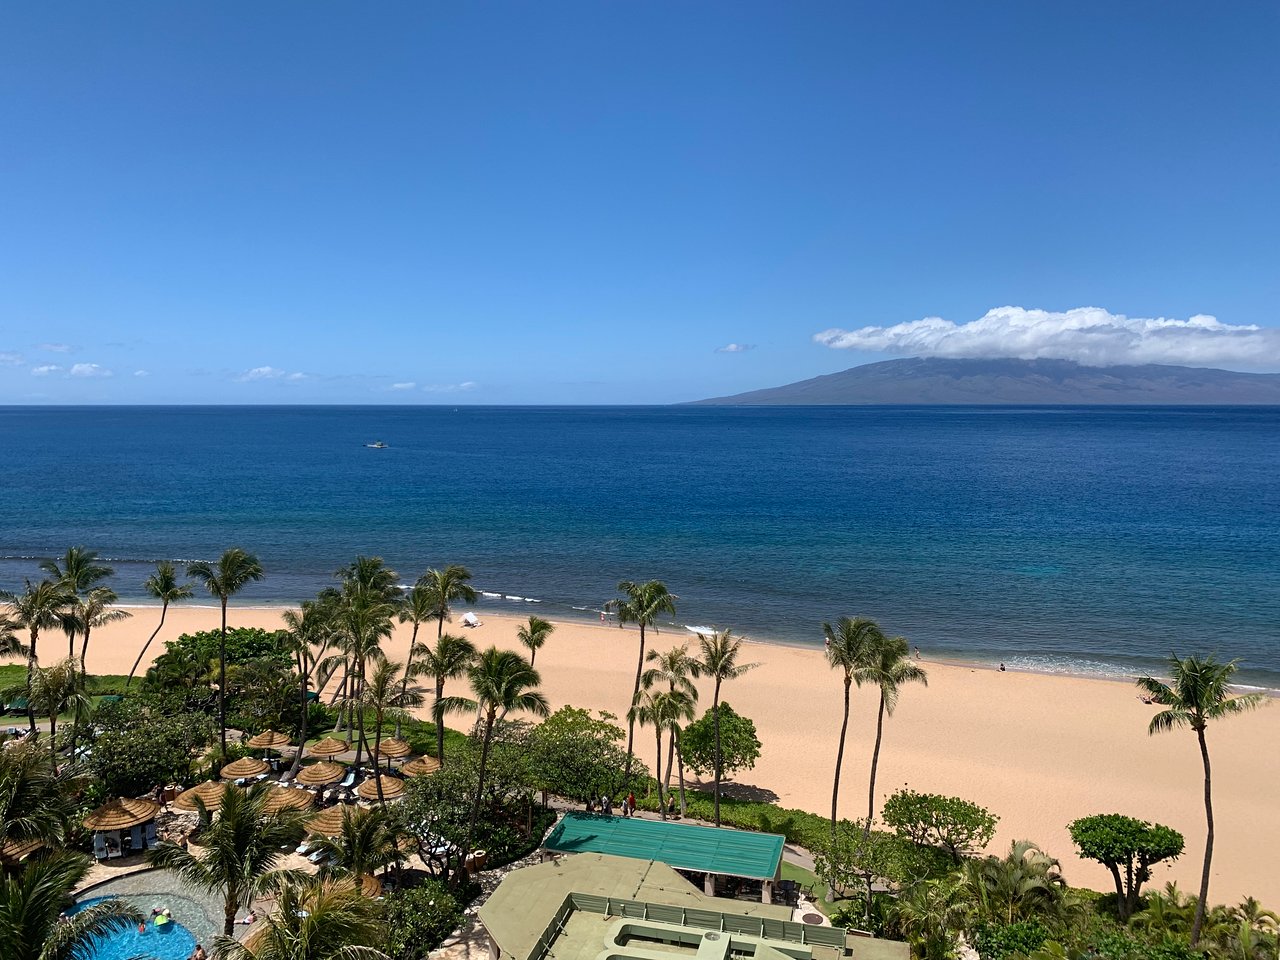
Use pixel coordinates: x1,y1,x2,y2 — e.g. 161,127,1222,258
415,632,477,766
212,877,389,960
148,781,307,937
642,644,700,811
1,579,74,735
333,590,396,774
39,546,112,660
0,850,142,960
187,548,266,760
516,615,555,668
417,564,477,642
28,660,90,770
606,580,677,778
435,647,549,873
822,617,882,836
282,600,339,779
860,633,927,830
696,629,757,827
395,582,436,735
1137,654,1266,947
125,561,195,689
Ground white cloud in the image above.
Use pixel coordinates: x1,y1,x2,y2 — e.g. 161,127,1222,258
715,343,756,354
30,364,62,376
0,351,23,365
286,372,306,381
38,343,72,353
133,369,150,377
389,382,417,391
421,381,477,393
70,363,112,378
814,306,1280,369
236,366,305,382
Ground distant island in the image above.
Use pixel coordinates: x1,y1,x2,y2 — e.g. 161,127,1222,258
692,357,1280,405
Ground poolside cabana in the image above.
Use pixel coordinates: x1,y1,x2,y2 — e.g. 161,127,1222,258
542,812,785,904
83,797,160,860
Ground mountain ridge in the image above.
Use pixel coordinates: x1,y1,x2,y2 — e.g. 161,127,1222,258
691,357,1280,405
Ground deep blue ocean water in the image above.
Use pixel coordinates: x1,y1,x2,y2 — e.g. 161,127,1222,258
2,405,1277,684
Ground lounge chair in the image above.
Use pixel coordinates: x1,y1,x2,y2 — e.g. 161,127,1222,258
338,770,357,789
144,822,157,846
129,825,144,851
93,834,108,860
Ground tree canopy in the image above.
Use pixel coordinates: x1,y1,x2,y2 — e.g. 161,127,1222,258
1069,814,1184,921
881,788,999,863
679,702,761,779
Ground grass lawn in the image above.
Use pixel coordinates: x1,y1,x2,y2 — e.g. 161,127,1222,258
778,860,857,918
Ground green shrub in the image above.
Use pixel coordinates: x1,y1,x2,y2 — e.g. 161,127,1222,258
382,881,465,960
974,920,1050,959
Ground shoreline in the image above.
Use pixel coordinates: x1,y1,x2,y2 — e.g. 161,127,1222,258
10,602,1279,907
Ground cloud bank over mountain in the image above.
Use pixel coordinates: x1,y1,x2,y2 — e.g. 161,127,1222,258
814,307,1280,369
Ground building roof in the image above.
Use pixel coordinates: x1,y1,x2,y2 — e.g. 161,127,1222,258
544,813,785,881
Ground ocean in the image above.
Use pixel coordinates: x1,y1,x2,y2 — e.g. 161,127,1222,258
2,405,1277,685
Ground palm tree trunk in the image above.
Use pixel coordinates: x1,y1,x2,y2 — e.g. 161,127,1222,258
126,602,167,689
656,729,666,819
373,711,386,807
461,711,495,881
1191,727,1213,947
353,660,367,773
26,628,38,736
867,693,887,830
71,624,92,760
664,729,676,795
290,658,310,778
713,678,723,827
48,712,57,770
435,676,446,764
218,598,229,762
675,729,688,816
624,624,647,780
223,891,237,938
831,675,851,836
396,622,421,738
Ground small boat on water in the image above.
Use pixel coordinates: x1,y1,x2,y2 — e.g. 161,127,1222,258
365,441,387,449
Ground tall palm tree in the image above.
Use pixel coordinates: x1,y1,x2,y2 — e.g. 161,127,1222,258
337,556,402,603
395,582,435,736
28,660,90,770
517,615,555,669
308,807,398,883
0,851,142,960
187,548,266,760
860,633,927,830
1137,654,1266,946
417,564,477,642
282,600,338,778
642,644,700,811
1,579,74,735
67,587,130,758
822,617,882,836
126,561,195,689
606,580,677,778
630,687,695,819
415,632,477,766
346,659,424,806
435,647,549,873
334,590,395,774
39,547,112,660
212,877,388,960
695,629,756,827
148,782,307,936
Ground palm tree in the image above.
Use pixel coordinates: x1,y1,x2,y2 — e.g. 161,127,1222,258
0,615,27,659
606,580,677,778
642,644,700,812
346,659,424,806
964,840,1067,926
0,851,142,960
282,601,338,778
861,633,927,830
395,582,435,736
187,548,266,760
126,561,195,689
416,632,477,766
0,742,80,849
333,590,395,774
630,687,695,819
28,660,90,770
67,587,130,757
148,781,307,936
435,647,549,874
1137,654,1266,946
39,546,112,660
417,564,477,642
1,579,74,735
211,877,388,960
695,629,756,827
822,617,882,836
337,556,402,603
517,615,555,668
308,806,398,883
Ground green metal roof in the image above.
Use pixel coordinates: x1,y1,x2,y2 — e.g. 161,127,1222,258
543,812,785,881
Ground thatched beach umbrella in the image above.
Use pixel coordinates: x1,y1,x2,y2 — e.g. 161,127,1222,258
0,838,44,865
358,873,383,898
375,738,412,759
261,785,314,815
307,737,349,759
246,730,293,760
83,797,160,832
356,776,404,801
401,756,441,777
296,762,345,787
306,805,348,837
220,756,270,780
172,781,230,812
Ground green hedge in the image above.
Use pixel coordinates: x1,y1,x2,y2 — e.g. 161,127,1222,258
632,787,831,850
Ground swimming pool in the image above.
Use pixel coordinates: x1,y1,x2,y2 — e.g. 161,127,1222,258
71,871,223,960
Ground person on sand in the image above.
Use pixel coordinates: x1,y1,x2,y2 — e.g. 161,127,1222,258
913,646,922,660
999,662,1006,672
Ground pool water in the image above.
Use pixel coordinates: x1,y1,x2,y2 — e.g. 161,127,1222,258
69,888,219,960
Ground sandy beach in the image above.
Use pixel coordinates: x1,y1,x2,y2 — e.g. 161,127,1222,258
22,603,1278,907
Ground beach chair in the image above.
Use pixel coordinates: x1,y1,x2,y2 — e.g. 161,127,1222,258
339,770,357,789
145,822,157,846
93,834,108,860
130,825,144,851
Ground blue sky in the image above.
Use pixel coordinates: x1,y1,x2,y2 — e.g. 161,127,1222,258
1,2,1277,403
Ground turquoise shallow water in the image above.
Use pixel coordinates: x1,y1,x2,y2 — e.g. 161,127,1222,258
2,405,1277,684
